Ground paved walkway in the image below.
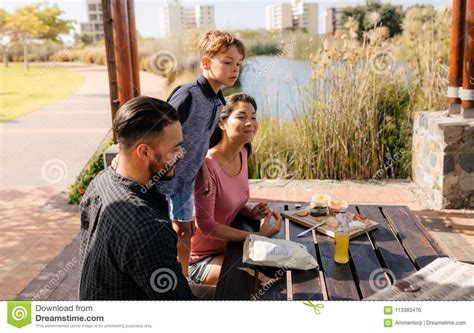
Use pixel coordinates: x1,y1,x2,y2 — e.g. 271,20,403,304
0,62,167,300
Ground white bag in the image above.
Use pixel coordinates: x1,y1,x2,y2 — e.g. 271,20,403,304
243,234,318,270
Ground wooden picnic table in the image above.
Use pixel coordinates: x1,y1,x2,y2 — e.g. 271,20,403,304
215,203,447,300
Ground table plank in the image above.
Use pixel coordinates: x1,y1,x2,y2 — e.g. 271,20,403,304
253,204,288,300
288,221,324,300
357,205,417,281
315,229,360,300
381,206,444,269
214,214,259,300
346,206,390,298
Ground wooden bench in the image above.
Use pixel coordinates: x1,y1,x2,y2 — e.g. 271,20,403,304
215,203,447,300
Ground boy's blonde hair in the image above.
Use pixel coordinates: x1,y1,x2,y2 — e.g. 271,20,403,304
198,30,246,60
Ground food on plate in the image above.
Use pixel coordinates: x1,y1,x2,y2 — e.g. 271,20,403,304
309,194,331,217
348,221,366,230
352,213,368,222
324,216,338,229
295,208,309,217
328,199,348,214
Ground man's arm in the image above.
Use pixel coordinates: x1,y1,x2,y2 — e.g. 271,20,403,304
120,217,196,300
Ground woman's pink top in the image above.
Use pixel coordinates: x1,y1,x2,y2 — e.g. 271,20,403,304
190,147,249,263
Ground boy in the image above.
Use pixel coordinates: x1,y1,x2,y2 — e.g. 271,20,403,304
156,30,245,276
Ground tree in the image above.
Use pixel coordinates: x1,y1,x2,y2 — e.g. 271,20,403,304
34,2,74,42
0,9,10,67
342,0,404,39
5,2,73,71
74,32,93,45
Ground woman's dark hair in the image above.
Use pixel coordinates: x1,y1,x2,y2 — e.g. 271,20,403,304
113,96,180,150
209,93,257,155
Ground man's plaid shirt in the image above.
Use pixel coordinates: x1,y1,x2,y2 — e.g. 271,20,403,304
79,167,195,300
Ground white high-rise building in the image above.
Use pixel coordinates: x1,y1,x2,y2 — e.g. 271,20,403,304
160,0,215,38
265,3,293,31
265,0,319,35
80,0,104,42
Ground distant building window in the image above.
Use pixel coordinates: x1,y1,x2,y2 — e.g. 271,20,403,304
88,4,96,11
90,14,97,20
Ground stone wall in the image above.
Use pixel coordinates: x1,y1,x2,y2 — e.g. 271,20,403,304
412,112,474,209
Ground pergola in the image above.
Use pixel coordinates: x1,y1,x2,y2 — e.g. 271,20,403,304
448,0,474,118
100,0,474,134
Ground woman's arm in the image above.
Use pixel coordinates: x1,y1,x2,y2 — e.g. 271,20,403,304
239,203,271,220
207,214,283,241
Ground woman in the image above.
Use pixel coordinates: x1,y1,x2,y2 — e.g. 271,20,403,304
189,93,283,285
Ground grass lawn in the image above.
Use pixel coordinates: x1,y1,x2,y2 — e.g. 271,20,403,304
0,63,85,122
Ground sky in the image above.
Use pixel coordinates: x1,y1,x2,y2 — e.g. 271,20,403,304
1,0,452,40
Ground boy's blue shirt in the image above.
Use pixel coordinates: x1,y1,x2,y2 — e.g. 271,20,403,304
155,74,226,194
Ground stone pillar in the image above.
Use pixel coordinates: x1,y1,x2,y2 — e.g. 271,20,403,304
412,112,474,209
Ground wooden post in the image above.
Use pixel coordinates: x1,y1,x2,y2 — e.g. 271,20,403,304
101,0,120,142
447,0,464,113
111,0,134,106
461,0,474,113
127,0,141,97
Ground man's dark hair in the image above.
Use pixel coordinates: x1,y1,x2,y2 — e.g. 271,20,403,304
113,96,180,150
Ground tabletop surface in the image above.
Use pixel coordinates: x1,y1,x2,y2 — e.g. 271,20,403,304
215,203,447,300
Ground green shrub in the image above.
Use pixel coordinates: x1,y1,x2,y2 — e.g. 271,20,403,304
68,135,113,204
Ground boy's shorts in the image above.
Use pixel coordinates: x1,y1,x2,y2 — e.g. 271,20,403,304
166,180,194,222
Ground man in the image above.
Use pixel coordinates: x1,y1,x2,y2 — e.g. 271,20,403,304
79,96,209,300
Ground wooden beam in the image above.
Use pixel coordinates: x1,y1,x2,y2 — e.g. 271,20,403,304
127,0,141,97
461,0,474,110
448,0,465,107
111,0,134,106
101,0,120,142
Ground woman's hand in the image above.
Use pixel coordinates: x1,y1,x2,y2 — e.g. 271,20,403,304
257,210,283,238
250,203,270,220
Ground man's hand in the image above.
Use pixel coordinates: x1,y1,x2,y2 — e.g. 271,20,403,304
257,210,283,238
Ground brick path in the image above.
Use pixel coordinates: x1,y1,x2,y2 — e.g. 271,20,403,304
0,63,167,300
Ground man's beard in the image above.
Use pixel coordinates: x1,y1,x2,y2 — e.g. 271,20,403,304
149,159,178,182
